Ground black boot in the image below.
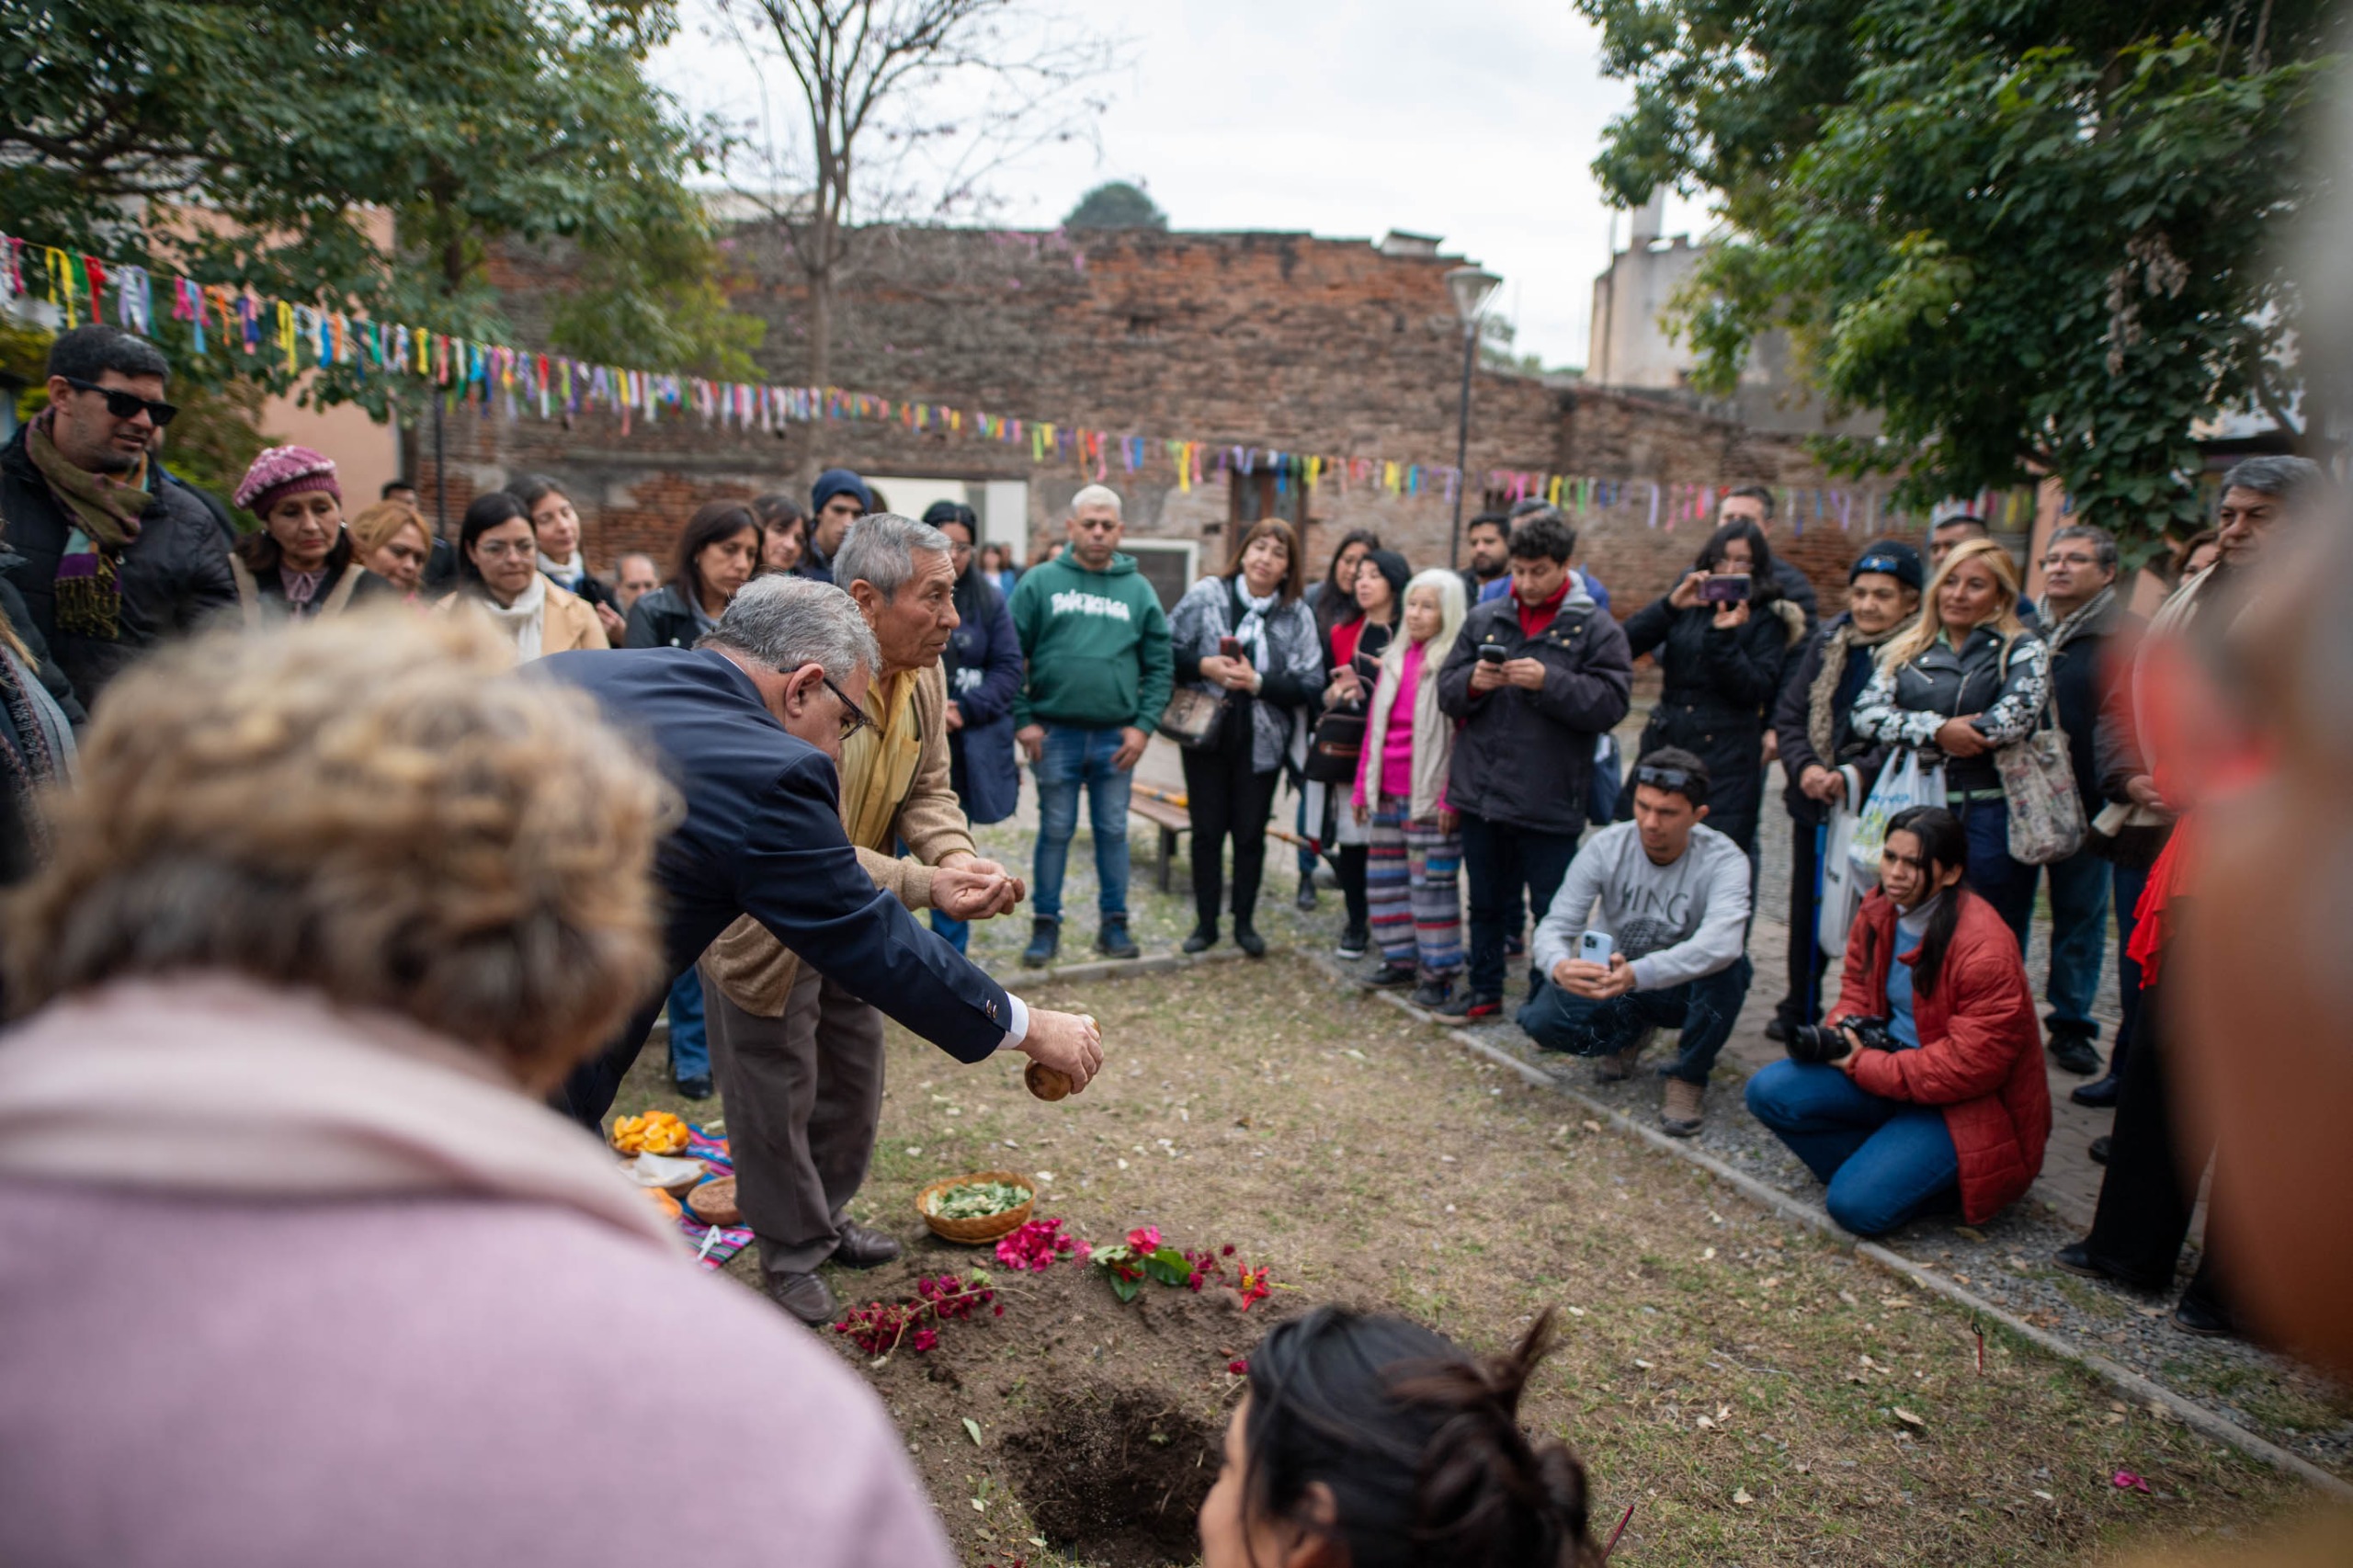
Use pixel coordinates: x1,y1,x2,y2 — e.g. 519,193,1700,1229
2073,1059,2125,1107
1182,922,1217,954
1021,916,1059,969
2046,1023,2101,1075
1233,922,1267,959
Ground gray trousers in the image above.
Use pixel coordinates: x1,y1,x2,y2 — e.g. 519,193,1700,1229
701,961,885,1277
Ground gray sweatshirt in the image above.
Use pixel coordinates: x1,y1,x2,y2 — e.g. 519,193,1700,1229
1530,821,1752,992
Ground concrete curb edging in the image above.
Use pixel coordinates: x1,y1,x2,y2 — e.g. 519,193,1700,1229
1020,943,1264,987
1319,959,2353,1504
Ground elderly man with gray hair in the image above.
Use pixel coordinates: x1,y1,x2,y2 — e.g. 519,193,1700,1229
540,573,1104,1308
699,515,1029,1322
1006,483,1174,967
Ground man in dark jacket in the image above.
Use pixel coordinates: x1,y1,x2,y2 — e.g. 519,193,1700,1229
795,468,871,585
2033,524,2140,1075
0,325,235,710
539,574,1102,1128
1768,540,1921,1038
1717,485,1819,633
1436,512,1634,1018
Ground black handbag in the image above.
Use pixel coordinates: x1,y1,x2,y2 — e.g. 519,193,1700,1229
1303,706,1365,783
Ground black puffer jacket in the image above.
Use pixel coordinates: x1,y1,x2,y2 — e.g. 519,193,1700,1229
1437,584,1633,836
0,425,237,708
1620,589,1803,850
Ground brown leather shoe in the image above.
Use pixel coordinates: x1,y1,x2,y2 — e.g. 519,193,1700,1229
1660,1077,1706,1138
1595,1028,1654,1083
765,1270,837,1325
832,1221,903,1269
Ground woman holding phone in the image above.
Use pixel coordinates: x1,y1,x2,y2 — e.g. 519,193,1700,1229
1167,520,1324,957
1316,548,1410,960
1617,518,1803,851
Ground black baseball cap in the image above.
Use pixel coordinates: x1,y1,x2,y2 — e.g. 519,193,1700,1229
1849,540,1923,592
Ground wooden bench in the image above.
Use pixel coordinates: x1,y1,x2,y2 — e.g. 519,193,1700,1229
1127,790,1194,893
1129,784,1322,894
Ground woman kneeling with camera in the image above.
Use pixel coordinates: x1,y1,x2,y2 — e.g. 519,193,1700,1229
1745,805,2050,1236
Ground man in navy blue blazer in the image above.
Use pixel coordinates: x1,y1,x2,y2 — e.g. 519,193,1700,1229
540,575,1103,1127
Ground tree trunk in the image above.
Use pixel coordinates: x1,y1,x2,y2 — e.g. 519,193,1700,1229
806,264,834,390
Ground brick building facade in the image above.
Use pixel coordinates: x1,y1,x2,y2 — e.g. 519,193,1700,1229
415,223,1903,618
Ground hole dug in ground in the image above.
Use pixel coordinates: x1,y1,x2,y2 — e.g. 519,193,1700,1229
1008,1382,1222,1568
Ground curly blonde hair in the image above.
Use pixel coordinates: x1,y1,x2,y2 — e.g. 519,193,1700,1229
4,612,674,1088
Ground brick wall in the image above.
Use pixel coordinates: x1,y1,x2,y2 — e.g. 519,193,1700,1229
421,225,1911,619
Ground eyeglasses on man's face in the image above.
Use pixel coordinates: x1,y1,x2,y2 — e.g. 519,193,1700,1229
63,375,178,427
822,674,876,740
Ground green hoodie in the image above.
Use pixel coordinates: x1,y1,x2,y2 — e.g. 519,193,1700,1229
1008,545,1174,731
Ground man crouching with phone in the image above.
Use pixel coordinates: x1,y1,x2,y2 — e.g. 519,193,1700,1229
1518,748,1754,1136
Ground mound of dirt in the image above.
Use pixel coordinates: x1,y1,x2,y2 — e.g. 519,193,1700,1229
1007,1381,1221,1568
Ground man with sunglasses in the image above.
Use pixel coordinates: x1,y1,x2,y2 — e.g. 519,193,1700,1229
1520,747,1755,1137
699,516,1031,1324
0,325,235,709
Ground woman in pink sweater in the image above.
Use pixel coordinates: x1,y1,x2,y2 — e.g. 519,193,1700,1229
0,613,954,1568
1353,568,1470,1007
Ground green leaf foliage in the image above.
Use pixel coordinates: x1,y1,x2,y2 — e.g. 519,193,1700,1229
2,0,758,414
1578,0,2338,559
1063,181,1167,231
1142,1246,1191,1287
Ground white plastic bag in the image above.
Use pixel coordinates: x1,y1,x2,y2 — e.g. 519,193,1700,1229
1849,749,1946,876
1816,803,1862,959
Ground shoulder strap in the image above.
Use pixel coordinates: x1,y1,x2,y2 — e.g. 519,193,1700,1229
228,555,262,631
322,562,364,617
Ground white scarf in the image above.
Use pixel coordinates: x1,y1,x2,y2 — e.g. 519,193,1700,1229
0,975,681,1253
1232,580,1279,671
481,570,548,662
538,549,586,591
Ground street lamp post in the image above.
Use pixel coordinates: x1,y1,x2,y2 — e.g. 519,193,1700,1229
1445,264,1502,571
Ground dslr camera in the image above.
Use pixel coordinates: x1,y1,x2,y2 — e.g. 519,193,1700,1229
1787,1016,1896,1064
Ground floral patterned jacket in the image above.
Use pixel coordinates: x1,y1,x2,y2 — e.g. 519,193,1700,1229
1852,624,2052,788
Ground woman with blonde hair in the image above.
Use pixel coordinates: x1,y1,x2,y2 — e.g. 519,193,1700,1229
346,498,433,601
1351,567,1468,1007
0,613,957,1567
1853,536,2051,946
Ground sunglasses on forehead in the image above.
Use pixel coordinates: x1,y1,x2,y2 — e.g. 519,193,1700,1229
62,375,178,427
1633,765,1699,792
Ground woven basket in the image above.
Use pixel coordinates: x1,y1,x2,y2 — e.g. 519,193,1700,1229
916,1169,1035,1244
688,1176,740,1227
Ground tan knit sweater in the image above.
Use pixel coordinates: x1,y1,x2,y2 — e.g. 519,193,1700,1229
703,661,976,1017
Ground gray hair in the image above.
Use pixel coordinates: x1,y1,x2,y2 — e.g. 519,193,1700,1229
834,512,951,598
2047,523,2119,575
1070,483,1123,517
2220,455,2326,503
705,574,878,680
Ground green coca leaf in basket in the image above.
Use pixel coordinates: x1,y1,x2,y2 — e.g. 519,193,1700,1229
927,1178,1032,1221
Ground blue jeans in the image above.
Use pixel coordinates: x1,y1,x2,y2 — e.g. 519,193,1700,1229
2041,846,2110,1036
929,909,971,954
1031,723,1131,923
1954,793,2035,952
1516,957,1754,1086
665,967,710,1082
1745,1060,1959,1235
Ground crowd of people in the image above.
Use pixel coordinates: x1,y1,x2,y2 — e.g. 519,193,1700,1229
0,317,2336,1562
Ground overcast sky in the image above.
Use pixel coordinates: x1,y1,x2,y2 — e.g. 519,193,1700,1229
648,0,1713,371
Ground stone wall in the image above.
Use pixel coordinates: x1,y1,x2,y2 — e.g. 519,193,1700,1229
417,224,1909,618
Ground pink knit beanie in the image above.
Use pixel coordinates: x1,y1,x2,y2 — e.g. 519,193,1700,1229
234,445,341,517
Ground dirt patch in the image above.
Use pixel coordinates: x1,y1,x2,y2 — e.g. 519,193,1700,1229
620,955,2315,1565
1008,1382,1220,1567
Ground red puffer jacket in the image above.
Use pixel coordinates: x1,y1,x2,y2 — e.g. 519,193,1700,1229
1831,888,2051,1224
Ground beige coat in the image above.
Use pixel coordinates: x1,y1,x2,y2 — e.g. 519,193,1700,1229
704,661,975,1017
1357,634,1454,822
431,579,608,662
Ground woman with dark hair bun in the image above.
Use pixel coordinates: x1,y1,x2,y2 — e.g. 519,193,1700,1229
506,472,627,643
1200,1307,1597,1568
1745,804,2049,1237
433,492,608,663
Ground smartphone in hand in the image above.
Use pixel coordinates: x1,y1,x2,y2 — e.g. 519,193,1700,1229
1578,929,1615,965
1219,635,1243,662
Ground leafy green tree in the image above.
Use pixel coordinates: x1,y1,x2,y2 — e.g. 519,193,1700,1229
1579,0,2337,555
1063,181,1166,231
1,0,759,417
